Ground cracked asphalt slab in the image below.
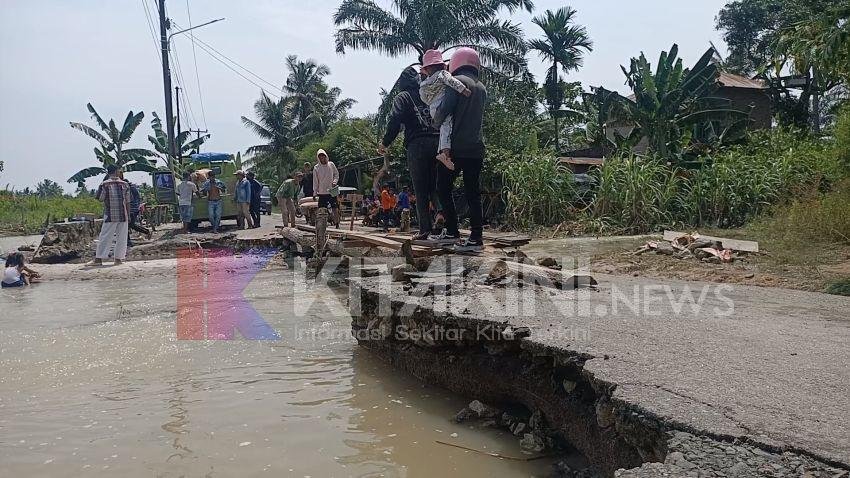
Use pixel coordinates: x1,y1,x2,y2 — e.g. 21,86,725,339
356,272,850,467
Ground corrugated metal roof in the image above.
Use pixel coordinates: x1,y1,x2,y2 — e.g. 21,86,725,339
717,72,767,89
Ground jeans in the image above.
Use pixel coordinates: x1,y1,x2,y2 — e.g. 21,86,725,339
406,136,439,234
208,200,222,231
437,155,483,240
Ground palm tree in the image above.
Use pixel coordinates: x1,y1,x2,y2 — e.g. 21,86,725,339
284,55,331,123
68,103,158,186
148,112,210,172
282,55,356,133
528,7,593,152
241,92,315,182
333,0,534,75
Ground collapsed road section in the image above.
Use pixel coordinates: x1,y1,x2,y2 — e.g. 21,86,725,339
347,259,850,477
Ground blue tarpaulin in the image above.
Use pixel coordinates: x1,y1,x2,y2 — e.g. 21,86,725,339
190,152,232,162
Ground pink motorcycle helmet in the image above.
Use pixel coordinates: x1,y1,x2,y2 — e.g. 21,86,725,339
448,47,481,74
421,49,445,69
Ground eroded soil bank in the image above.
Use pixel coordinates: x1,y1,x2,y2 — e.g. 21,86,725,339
348,266,850,477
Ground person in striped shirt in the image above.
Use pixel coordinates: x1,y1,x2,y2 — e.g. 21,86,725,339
87,165,130,266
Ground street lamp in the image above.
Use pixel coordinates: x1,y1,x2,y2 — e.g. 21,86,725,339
157,0,224,164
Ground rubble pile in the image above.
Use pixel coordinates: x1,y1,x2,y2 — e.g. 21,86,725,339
634,231,756,264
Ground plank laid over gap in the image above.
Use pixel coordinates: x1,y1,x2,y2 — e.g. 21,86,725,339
296,224,440,257
663,230,759,253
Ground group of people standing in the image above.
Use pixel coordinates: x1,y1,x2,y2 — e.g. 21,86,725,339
379,47,487,249
175,168,266,235
78,46,487,267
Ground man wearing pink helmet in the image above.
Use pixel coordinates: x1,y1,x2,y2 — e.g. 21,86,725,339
429,47,488,250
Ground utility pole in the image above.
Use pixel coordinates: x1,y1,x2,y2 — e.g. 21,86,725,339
175,86,181,139
188,129,209,154
158,0,177,161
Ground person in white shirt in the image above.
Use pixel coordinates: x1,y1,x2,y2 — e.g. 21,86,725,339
176,171,199,234
312,149,340,225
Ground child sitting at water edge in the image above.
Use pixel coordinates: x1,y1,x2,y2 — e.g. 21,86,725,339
419,49,472,171
2,252,40,288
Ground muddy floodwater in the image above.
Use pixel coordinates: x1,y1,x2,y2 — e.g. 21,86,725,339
0,264,563,477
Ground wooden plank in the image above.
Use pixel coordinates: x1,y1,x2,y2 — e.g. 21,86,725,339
296,224,440,257
663,230,759,253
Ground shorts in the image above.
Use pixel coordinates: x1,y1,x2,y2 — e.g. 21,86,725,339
1,279,24,288
317,195,337,209
179,205,194,222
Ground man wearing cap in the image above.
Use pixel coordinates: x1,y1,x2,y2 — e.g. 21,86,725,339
431,47,488,250
378,66,440,241
234,170,254,229
312,149,340,225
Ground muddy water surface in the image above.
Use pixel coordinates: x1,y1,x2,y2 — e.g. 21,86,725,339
0,264,562,477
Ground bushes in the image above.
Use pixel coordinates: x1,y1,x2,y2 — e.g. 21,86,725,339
0,194,102,235
753,180,850,246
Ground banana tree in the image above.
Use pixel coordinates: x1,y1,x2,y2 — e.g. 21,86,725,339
68,103,158,186
148,112,210,173
596,45,748,163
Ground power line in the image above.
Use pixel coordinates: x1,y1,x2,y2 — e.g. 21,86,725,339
180,35,283,100
186,0,208,129
170,46,198,130
140,0,162,64
170,20,282,93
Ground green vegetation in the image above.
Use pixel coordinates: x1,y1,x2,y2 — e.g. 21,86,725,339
333,0,533,75
501,155,576,229
147,112,209,173
68,103,158,187
0,192,101,235
241,56,355,183
825,278,850,296
528,6,593,152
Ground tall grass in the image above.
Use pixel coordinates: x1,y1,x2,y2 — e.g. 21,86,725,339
0,194,102,235
501,155,578,229
497,128,842,234
591,155,681,234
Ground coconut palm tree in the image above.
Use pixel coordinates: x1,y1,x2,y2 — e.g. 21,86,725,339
148,112,210,172
528,6,593,152
68,103,158,186
333,0,533,75
241,92,315,182
282,55,356,133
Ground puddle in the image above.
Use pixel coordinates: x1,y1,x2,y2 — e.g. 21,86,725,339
0,267,563,476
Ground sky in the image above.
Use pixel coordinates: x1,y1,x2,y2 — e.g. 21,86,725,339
0,0,729,191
